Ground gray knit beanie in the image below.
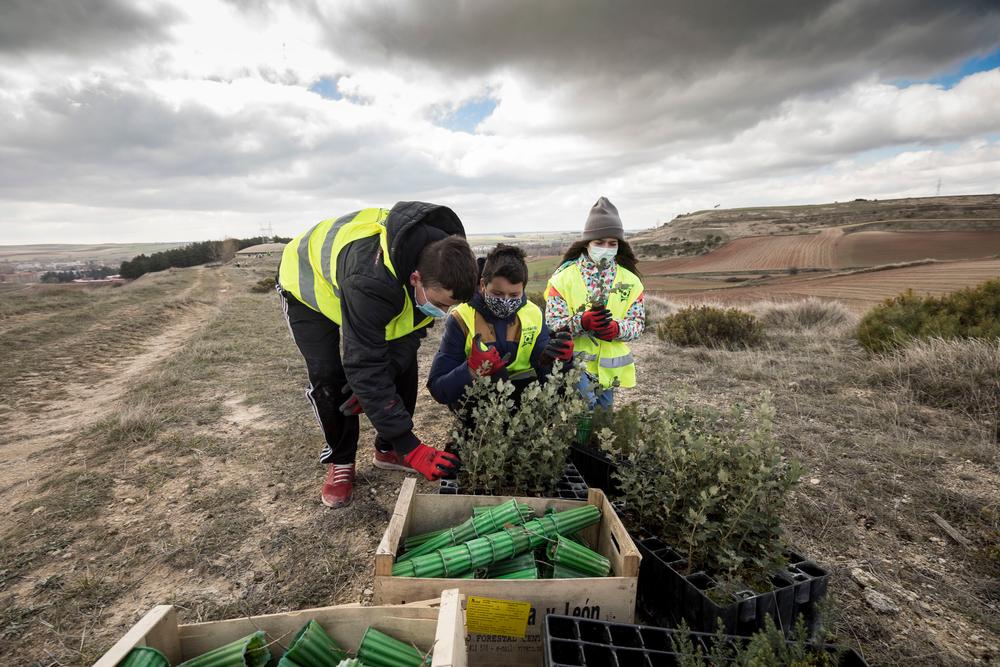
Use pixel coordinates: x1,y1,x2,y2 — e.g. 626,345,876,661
582,196,624,242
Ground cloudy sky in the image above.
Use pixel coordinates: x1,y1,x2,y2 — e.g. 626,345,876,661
2,0,1000,244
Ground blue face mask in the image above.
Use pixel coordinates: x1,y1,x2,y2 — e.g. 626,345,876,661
416,282,448,319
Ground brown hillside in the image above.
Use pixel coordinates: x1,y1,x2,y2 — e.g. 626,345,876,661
634,194,1000,245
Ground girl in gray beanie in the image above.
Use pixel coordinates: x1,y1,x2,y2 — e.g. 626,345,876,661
543,197,646,408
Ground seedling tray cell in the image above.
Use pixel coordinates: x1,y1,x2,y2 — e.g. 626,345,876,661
569,445,620,497
634,530,829,638
542,615,869,667
439,463,589,499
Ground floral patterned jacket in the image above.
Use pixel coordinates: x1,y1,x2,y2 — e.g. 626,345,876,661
544,253,645,342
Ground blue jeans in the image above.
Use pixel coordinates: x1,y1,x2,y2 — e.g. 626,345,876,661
578,371,614,410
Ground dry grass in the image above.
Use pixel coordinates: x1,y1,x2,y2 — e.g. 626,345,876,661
869,338,1000,429
0,268,996,666
750,297,858,334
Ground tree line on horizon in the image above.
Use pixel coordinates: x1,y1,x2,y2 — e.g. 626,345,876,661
119,236,291,279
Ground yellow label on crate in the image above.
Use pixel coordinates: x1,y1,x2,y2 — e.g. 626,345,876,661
465,596,532,638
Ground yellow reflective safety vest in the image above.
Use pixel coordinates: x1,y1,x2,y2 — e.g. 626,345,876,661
277,208,432,340
545,261,642,388
452,301,543,380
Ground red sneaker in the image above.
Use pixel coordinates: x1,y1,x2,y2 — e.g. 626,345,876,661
321,464,355,508
373,448,413,472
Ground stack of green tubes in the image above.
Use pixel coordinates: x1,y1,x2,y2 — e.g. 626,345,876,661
277,620,348,667
392,505,600,578
485,553,538,579
547,535,611,577
398,499,536,563
356,627,429,667
118,646,169,667
177,631,270,667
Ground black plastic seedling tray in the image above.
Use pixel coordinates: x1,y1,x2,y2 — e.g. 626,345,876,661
635,531,829,638
542,614,868,667
569,444,620,497
439,462,589,500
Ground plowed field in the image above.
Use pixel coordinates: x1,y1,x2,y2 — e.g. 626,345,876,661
661,258,1000,311
642,229,1000,274
835,230,1000,267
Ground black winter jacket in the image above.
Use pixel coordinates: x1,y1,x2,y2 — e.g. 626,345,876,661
336,201,465,455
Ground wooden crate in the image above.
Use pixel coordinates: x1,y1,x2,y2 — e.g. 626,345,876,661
374,479,640,666
92,588,465,667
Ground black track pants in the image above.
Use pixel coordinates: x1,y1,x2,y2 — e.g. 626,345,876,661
279,289,418,464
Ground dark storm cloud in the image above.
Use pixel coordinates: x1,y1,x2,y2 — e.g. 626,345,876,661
0,0,180,56
314,0,1000,145
322,0,1000,81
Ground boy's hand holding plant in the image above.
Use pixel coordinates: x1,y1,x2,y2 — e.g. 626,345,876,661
468,333,511,376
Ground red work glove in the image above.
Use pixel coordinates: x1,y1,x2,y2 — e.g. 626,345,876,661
541,331,574,365
405,443,461,481
581,306,613,332
594,319,620,342
338,387,363,416
468,334,510,376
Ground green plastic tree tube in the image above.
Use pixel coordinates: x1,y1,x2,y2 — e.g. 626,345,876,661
117,646,169,667
276,619,348,667
398,499,536,563
551,564,591,578
403,527,447,551
547,535,610,577
485,553,535,578
393,505,600,578
177,630,270,667
356,627,429,667
495,567,538,579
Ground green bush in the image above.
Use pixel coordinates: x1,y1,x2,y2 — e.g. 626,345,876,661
857,279,1000,352
451,363,585,495
656,305,764,348
598,396,800,582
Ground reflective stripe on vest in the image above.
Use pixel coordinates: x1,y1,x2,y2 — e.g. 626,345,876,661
278,209,433,341
545,261,642,388
454,300,543,376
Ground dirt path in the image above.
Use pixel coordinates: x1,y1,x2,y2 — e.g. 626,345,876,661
0,268,227,509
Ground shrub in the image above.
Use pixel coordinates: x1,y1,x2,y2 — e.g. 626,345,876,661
869,337,1000,422
657,305,764,348
451,363,585,495
754,298,855,333
671,616,833,666
598,395,800,582
857,279,1000,352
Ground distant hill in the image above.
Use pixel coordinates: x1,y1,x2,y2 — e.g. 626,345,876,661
633,194,1000,247
0,243,189,266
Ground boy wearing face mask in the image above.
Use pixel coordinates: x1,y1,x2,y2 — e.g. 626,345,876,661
544,197,645,408
277,203,479,509
427,244,574,411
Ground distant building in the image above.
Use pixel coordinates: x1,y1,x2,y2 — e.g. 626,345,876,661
234,243,286,260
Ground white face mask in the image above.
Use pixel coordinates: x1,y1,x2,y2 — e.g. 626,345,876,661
588,243,618,265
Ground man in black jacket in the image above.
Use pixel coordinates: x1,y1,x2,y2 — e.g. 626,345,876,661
277,202,478,508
